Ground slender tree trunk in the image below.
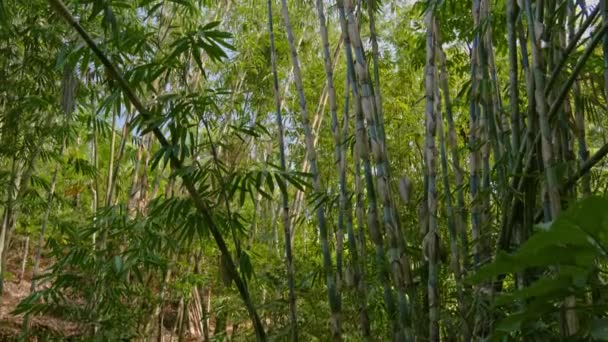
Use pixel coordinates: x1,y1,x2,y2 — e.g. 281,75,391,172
470,0,483,271
424,10,440,342
105,110,117,206
91,110,99,246
106,113,132,207
156,265,172,342
508,0,521,160
315,0,347,311
18,236,29,283
279,0,340,338
0,156,20,304
433,19,465,335
127,142,143,217
202,287,211,341
286,32,320,231
268,0,298,339
479,0,500,265
437,44,468,275
602,0,608,103
569,0,591,197
178,296,189,342
289,42,342,234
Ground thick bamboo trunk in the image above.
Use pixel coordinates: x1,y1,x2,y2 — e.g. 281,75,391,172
336,1,401,339
105,111,117,206
367,0,387,146
524,0,576,334
343,71,371,338
524,0,562,218
343,0,413,338
91,110,99,247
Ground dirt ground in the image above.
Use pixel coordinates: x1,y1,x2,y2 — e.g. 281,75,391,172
0,249,79,341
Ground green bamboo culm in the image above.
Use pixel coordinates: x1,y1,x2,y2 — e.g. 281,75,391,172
267,0,298,339
424,8,439,342
279,0,341,339
336,0,400,339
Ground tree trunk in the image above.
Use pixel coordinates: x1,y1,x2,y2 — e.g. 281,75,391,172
279,0,340,337
424,10,440,342
434,19,465,336
337,0,401,339
569,0,591,197
17,235,29,283
343,0,412,338
268,0,298,339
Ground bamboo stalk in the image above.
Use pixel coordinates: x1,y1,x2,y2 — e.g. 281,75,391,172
336,0,401,338
278,0,341,338
524,0,579,334
437,42,469,275
424,10,439,341
315,0,344,292
434,21,465,336
343,0,413,337
343,70,371,338
507,0,521,160
470,0,482,270
267,0,298,338
570,0,591,197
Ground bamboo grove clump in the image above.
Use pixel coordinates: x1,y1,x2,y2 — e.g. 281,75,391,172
1,0,608,340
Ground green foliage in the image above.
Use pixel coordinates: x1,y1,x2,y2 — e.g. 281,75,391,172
2,0,608,340
469,196,608,340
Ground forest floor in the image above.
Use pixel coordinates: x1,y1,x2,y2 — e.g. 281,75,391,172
0,245,219,341
0,249,80,341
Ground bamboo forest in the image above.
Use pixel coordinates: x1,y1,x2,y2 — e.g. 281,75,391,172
5,0,608,340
